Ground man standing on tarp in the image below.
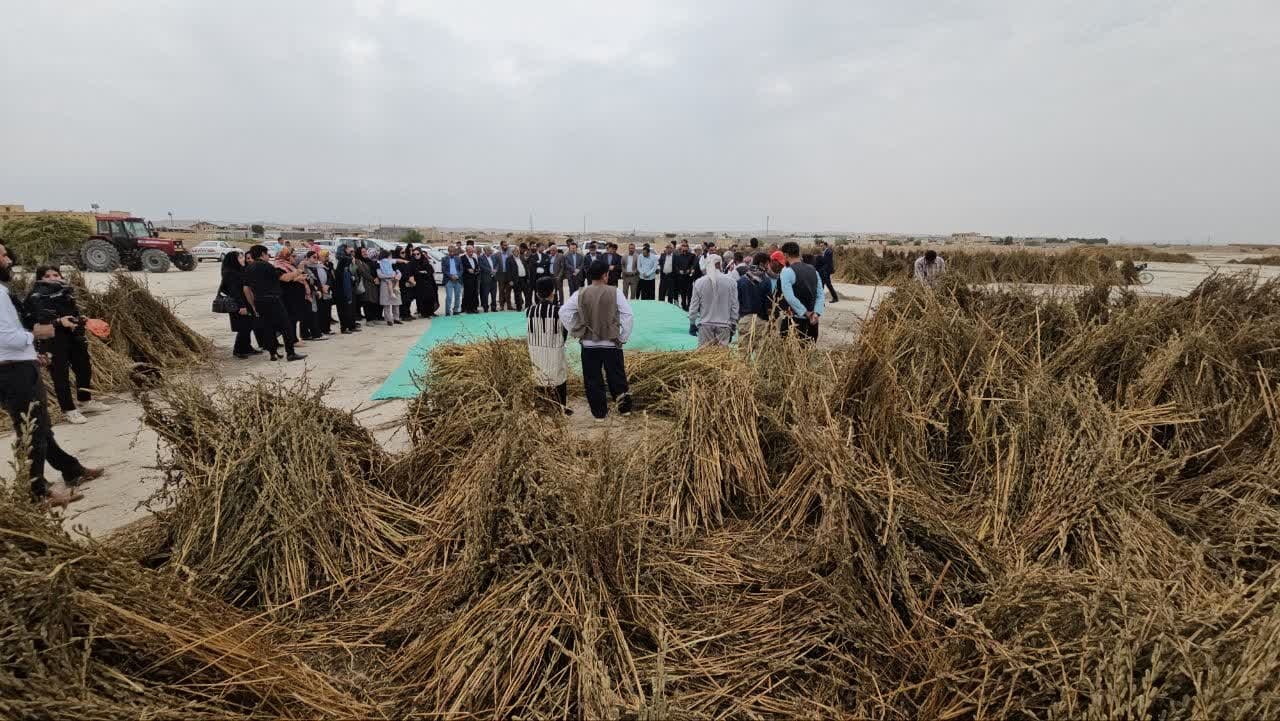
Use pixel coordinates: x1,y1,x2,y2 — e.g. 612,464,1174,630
559,261,634,421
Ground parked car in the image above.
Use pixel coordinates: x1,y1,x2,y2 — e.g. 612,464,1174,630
191,240,238,263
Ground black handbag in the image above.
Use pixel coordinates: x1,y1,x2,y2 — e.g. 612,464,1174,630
212,293,239,314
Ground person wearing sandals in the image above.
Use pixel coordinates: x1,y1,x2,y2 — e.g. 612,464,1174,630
0,242,104,508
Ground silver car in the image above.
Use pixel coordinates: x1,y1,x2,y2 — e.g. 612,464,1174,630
191,240,238,262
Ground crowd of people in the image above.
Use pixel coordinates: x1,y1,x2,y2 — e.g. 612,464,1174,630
210,237,840,421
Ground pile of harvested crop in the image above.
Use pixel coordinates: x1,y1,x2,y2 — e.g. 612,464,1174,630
76,272,212,369
9,269,1280,719
830,245,1194,285
0,492,373,719
139,378,424,611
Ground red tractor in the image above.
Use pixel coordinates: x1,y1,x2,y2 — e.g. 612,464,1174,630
79,214,196,273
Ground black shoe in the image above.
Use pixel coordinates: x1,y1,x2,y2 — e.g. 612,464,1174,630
269,352,280,361
387,321,394,327
234,352,251,359
351,326,362,332
310,335,328,341
617,393,633,416
340,329,352,334
286,353,306,362
393,320,403,325
248,348,264,355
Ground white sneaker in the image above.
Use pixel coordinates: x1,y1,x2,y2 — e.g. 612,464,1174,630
64,410,88,424
79,400,111,414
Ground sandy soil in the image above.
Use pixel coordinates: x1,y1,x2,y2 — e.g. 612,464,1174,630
4,256,1274,538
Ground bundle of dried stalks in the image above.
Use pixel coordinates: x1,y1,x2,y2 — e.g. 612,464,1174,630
139,378,423,611
79,272,213,369
0,497,375,719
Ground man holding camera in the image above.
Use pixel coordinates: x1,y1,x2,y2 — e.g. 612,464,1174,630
0,242,103,508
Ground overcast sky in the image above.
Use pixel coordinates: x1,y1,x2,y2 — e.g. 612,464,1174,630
2,1,1277,242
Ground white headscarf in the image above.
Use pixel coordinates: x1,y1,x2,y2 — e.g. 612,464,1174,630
706,253,723,280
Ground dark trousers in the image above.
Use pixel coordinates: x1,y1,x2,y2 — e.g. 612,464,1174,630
638,278,656,300
49,334,92,412
399,286,415,319
233,328,255,354
299,306,320,339
416,283,438,316
0,361,84,499
497,276,512,309
479,280,496,311
659,273,673,303
462,274,479,312
678,275,693,310
512,278,530,310
316,299,333,334
821,272,840,302
335,298,356,330
780,315,820,342
363,301,381,322
580,346,629,419
256,298,295,356
567,274,582,300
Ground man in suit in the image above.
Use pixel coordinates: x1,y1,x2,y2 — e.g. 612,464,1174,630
562,240,585,299
604,243,623,287
460,244,481,313
546,247,564,303
584,242,604,270
506,243,530,311
815,239,840,303
495,240,513,310
672,241,696,310
478,246,499,312
620,242,640,298
658,242,676,303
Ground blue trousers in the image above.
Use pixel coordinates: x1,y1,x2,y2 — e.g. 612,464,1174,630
445,280,463,315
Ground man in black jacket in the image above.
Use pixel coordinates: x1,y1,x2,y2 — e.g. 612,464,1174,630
604,243,623,286
671,241,695,310
814,240,840,303
460,245,481,313
506,243,532,311
562,240,585,299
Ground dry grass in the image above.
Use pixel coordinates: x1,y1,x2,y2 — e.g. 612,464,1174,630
831,245,1197,285
7,270,1280,718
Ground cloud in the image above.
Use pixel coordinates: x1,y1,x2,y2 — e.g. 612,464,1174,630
1,0,1276,241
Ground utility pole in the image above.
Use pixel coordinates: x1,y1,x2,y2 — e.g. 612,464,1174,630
765,215,770,239
528,212,533,233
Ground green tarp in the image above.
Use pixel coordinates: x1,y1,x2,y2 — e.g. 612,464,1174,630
371,300,699,400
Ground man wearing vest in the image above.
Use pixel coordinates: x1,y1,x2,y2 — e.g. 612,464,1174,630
559,261,634,421
778,241,824,341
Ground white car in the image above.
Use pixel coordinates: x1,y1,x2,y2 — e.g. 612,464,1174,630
191,240,238,262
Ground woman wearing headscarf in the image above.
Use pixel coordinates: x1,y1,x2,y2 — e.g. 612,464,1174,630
333,245,362,333
413,248,439,317
353,247,380,323
303,250,334,336
218,250,265,359
526,276,571,415
376,250,402,326
398,247,419,321
271,246,310,346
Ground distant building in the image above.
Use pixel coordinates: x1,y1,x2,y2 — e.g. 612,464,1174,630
280,230,323,241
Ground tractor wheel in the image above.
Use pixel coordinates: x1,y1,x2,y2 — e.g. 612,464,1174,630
140,248,172,273
80,239,121,272
173,252,196,271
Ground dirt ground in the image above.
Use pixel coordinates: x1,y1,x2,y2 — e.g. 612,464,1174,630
3,254,1275,538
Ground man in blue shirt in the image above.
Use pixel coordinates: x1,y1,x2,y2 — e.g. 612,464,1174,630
441,245,464,316
778,241,823,341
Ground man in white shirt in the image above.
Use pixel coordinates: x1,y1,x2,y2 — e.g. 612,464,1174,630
620,242,640,299
559,261,634,420
0,242,102,507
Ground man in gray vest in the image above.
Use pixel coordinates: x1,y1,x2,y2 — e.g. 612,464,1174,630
559,261,634,420
778,241,824,341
